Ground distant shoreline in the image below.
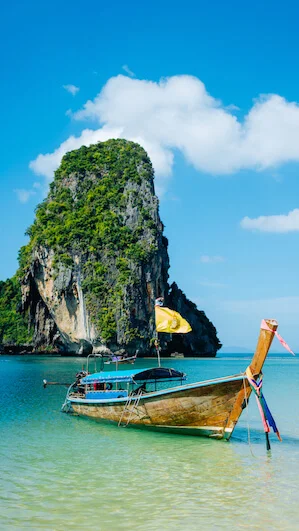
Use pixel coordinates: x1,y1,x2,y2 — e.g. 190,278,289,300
0,352,293,359
0,352,218,359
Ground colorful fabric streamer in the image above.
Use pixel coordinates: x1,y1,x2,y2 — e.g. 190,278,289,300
246,366,282,443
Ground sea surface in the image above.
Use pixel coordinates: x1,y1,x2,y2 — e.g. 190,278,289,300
0,354,298,530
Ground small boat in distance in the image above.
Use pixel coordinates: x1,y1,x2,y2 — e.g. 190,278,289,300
170,352,185,359
60,319,283,443
104,353,137,365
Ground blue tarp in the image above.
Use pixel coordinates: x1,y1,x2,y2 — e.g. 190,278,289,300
80,367,186,384
81,368,152,384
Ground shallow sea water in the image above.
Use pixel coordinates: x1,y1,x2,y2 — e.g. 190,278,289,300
0,354,298,530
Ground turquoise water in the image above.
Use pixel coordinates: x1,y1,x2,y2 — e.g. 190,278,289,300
1,354,299,530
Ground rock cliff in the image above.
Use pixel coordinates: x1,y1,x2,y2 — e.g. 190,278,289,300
18,139,221,356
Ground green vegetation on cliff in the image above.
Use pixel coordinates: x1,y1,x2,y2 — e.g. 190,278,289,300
20,139,159,342
21,140,156,266
0,276,32,345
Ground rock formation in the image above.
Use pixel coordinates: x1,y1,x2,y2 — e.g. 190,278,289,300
18,139,221,356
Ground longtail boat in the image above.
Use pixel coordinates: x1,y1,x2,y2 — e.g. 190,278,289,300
104,354,137,365
61,319,283,442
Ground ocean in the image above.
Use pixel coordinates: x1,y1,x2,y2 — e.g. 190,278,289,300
0,354,298,530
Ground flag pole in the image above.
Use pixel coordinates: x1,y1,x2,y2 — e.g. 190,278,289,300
154,335,161,367
154,297,164,368
154,297,192,368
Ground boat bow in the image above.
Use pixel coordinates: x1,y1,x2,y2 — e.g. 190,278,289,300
222,319,278,439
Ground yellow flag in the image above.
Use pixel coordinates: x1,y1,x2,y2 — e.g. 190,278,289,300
155,306,192,334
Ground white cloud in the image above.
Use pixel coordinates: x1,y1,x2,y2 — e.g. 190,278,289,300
30,74,299,193
14,189,36,203
30,127,123,180
63,84,80,96
225,103,240,112
200,255,225,263
30,127,173,196
241,208,299,232
122,65,135,77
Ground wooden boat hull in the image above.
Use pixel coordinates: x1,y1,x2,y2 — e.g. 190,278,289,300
69,375,250,439
65,319,278,440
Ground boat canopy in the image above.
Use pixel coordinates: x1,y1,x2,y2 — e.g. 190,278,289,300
80,367,186,385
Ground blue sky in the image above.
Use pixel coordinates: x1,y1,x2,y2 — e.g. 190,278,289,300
1,0,299,351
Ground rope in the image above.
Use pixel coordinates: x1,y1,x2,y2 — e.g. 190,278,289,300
242,374,256,457
61,382,75,412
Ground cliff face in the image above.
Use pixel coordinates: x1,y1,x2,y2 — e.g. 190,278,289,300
19,139,221,356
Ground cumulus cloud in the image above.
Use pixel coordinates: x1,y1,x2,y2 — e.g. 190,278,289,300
30,127,123,179
200,255,225,263
63,84,80,96
241,208,299,232
30,74,299,193
14,188,36,203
